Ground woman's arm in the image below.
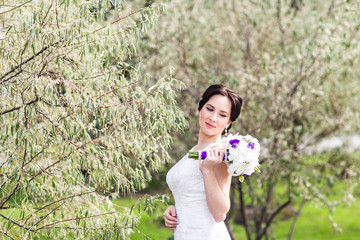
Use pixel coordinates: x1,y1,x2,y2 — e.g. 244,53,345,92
200,148,232,222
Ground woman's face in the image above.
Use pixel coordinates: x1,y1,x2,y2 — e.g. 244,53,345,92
199,94,232,137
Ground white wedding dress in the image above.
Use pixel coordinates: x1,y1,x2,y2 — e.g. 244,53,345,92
166,142,231,240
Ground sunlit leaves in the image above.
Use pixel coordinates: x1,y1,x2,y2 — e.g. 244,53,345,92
0,0,186,239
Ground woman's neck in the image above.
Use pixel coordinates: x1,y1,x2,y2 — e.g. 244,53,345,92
195,132,221,150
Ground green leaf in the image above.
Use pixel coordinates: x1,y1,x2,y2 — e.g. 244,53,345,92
239,175,244,182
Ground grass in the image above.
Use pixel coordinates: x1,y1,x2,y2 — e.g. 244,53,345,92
272,200,360,240
115,196,360,240
2,192,359,239
112,198,174,240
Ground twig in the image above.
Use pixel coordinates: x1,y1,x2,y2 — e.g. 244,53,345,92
0,230,15,240
36,211,116,230
92,8,147,34
0,184,20,208
35,108,124,173
0,145,20,168
39,225,133,231
0,47,48,85
40,1,53,28
0,0,32,16
23,149,44,167
288,199,307,240
0,96,39,116
0,213,35,232
31,202,65,229
276,0,285,50
93,79,142,100
27,153,70,183
0,206,21,209
26,190,95,222
0,40,62,85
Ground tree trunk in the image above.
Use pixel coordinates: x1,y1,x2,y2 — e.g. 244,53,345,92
288,199,307,240
225,184,236,240
239,182,252,240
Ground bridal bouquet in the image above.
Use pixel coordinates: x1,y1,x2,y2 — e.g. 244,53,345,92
188,133,261,182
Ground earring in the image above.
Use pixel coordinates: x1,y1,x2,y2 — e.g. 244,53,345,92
225,127,228,136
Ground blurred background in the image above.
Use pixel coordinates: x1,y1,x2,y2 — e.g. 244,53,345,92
1,0,359,239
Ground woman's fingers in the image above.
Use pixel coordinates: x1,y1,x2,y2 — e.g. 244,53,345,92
164,217,178,229
219,149,225,161
169,206,177,217
163,206,178,230
205,149,224,162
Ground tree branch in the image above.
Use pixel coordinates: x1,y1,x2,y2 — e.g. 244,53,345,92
257,184,274,237
23,148,44,167
0,184,20,208
288,199,307,240
276,0,285,50
31,202,65,229
91,7,148,34
35,108,124,173
24,191,96,225
0,0,32,16
36,212,116,230
28,154,71,183
0,206,21,210
0,230,15,240
0,96,39,116
0,213,35,232
257,199,292,240
0,40,61,85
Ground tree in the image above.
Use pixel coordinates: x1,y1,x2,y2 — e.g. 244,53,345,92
136,0,360,239
0,0,187,239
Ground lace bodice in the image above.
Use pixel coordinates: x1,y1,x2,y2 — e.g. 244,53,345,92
166,143,231,240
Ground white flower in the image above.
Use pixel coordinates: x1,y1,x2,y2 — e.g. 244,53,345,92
222,133,261,180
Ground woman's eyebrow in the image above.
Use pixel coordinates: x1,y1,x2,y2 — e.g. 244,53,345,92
207,104,228,114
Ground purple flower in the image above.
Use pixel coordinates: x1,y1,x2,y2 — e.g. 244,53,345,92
229,139,240,148
247,142,255,150
201,151,207,160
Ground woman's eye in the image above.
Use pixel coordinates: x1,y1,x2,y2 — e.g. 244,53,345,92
220,114,227,117
206,107,213,111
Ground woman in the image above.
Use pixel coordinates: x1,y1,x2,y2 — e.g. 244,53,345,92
164,84,243,239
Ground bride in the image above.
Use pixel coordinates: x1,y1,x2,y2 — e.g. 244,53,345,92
164,84,243,239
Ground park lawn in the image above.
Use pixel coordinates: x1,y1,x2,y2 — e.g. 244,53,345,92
1,194,359,239
112,198,174,240
272,199,360,240
113,197,360,240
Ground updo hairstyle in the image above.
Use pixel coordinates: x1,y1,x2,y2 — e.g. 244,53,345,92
198,84,243,133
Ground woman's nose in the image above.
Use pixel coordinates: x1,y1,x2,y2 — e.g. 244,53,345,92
209,112,217,122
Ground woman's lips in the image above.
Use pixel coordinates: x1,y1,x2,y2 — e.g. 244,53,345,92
206,122,216,128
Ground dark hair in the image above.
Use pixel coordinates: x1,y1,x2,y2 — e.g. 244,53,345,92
198,84,243,132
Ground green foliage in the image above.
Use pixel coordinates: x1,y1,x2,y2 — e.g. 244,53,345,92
135,0,360,239
0,0,187,239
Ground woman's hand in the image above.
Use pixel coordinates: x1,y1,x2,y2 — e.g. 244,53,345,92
200,148,225,173
163,205,178,230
